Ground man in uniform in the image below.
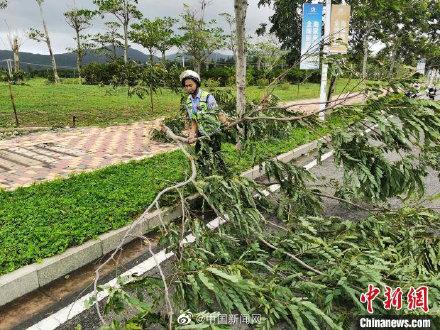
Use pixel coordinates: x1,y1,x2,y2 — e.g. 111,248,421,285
180,70,229,175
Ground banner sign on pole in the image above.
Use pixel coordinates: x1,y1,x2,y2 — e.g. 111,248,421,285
300,3,323,70
329,4,351,54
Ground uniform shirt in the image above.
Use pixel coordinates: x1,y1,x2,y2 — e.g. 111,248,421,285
186,89,221,136
187,89,218,119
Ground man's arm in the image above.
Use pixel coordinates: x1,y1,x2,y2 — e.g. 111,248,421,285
188,120,198,144
218,112,229,125
183,105,198,143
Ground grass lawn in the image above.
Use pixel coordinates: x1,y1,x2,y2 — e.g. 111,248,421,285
0,78,364,128
0,113,353,275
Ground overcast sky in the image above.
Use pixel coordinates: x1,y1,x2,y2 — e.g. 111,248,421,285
0,0,274,55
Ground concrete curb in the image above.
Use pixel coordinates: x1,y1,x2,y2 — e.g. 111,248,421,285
0,138,323,307
0,206,179,307
241,140,320,180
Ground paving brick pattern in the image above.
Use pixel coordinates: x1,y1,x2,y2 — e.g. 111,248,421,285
279,92,365,115
0,120,176,190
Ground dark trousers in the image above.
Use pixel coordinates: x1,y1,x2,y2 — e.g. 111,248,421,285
195,133,228,176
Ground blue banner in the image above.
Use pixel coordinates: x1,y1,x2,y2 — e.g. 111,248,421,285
300,3,323,70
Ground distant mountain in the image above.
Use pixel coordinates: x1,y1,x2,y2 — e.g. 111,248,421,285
166,52,233,62
0,47,151,71
0,48,233,71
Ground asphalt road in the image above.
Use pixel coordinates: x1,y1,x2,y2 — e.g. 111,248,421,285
295,151,440,219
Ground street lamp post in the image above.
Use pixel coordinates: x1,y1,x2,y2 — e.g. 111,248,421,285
318,0,332,121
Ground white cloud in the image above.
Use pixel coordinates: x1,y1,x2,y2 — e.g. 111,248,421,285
0,0,274,54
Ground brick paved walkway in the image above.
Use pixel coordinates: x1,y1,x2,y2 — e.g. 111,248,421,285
279,92,365,114
0,119,176,190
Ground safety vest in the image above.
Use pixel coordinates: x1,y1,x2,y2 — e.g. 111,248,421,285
186,90,221,136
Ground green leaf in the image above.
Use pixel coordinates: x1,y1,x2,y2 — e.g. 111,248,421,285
198,272,216,291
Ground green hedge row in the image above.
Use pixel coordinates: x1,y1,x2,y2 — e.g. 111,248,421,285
79,62,322,87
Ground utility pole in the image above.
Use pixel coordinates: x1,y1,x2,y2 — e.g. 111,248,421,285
6,59,13,77
318,0,332,121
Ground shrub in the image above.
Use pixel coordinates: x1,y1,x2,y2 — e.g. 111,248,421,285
62,78,82,85
1,70,27,84
278,82,291,90
204,78,221,88
284,67,321,84
202,66,234,86
227,75,235,86
82,62,119,85
256,78,269,88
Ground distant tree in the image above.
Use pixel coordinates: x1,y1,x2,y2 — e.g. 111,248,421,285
5,21,23,74
378,0,431,78
93,0,142,63
0,0,7,9
29,0,60,83
349,0,390,79
130,17,179,64
129,17,180,112
130,18,162,64
257,0,302,64
248,39,285,70
179,3,225,73
423,0,440,74
156,18,180,63
8,35,22,74
64,8,96,80
220,12,236,61
92,21,124,60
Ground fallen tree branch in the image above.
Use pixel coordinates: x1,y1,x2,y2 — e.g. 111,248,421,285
314,192,390,212
144,236,173,330
258,236,324,276
93,131,198,325
265,219,289,232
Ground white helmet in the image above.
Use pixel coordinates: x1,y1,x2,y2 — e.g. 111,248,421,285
180,70,201,86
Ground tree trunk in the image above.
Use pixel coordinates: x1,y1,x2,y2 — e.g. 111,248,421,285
388,46,398,79
256,57,261,70
149,84,154,112
161,50,166,63
112,42,117,60
12,37,20,73
234,0,247,118
123,22,129,63
149,52,154,64
75,29,82,82
196,61,201,75
8,81,19,126
38,2,59,83
362,33,369,80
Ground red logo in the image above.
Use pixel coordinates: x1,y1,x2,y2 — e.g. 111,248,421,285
360,285,429,313
360,284,381,314
407,286,429,313
384,286,403,310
